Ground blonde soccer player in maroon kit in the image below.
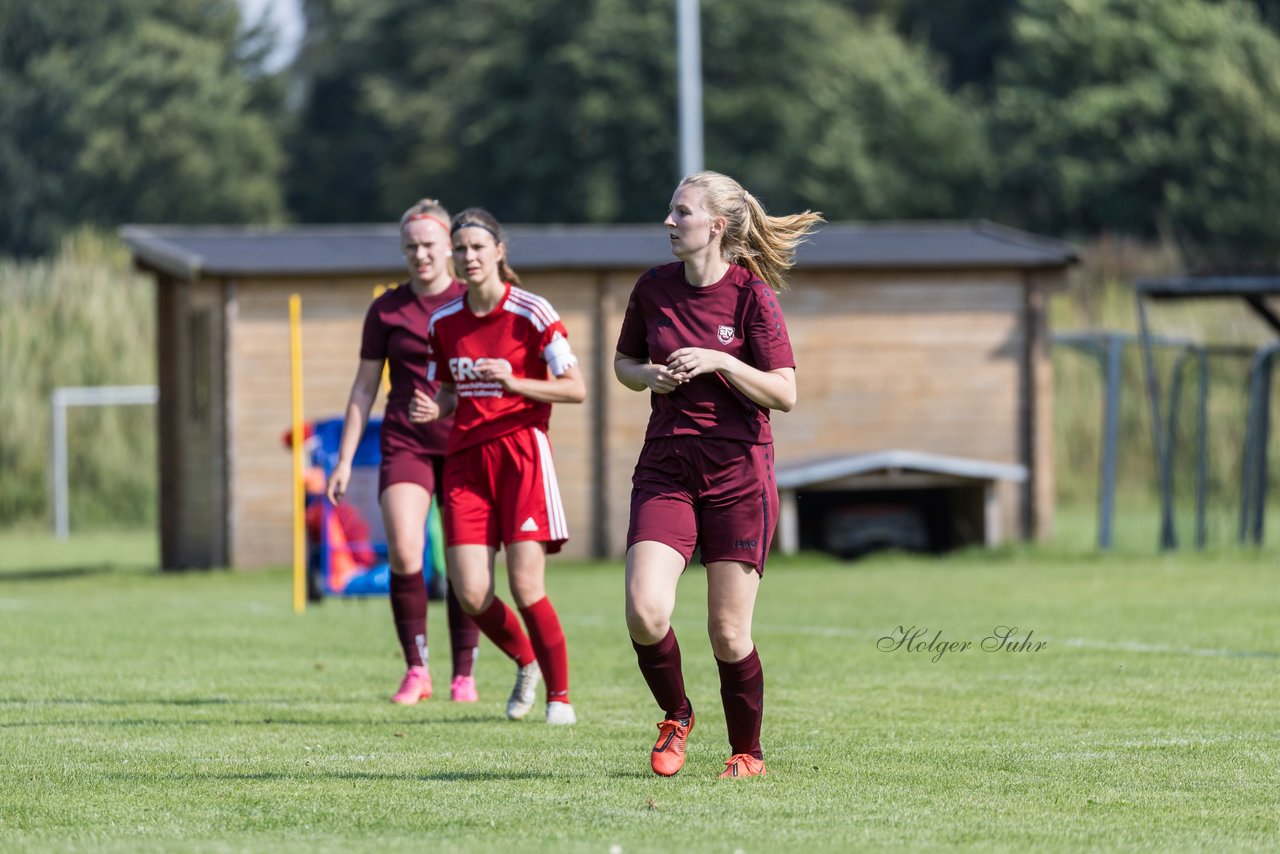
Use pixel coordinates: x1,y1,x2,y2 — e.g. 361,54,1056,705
615,171,823,778
326,198,482,706
410,207,584,725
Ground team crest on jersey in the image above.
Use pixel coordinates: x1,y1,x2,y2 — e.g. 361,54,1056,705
717,325,735,345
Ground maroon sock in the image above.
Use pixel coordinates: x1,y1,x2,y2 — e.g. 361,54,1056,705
519,597,570,704
447,586,480,679
388,571,428,668
632,628,691,722
716,647,764,759
471,597,535,667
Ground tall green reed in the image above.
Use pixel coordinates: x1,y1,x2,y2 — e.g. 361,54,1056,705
0,232,155,530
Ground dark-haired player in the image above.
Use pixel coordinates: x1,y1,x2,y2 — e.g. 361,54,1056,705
410,207,584,725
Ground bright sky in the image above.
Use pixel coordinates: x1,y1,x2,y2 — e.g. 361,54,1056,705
236,0,305,71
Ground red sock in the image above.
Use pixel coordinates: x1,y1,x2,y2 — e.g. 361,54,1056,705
447,586,480,679
388,571,427,668
519,597,570,704
716,647,764,759
471,597,535,667
632,628,691,721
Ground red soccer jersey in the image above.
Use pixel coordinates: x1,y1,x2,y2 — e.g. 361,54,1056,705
360,280,466,457
615,262,795,444
426,283,577,453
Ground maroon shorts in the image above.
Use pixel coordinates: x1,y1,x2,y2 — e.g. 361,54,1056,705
443,427,568,554
379,448,444,497
627,437,778,574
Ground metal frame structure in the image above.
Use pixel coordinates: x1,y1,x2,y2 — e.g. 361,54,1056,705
49,384,158,539
1054,332,1212,550
1135,277,1280,548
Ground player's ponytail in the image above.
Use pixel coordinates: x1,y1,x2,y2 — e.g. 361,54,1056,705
678,171,824,292
451,207,522,286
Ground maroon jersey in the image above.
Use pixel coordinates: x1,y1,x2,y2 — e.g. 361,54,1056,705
360,280,466,457
426,283,578,453
616,262,794,444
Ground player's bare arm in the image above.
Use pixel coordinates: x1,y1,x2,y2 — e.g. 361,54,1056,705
614,352,687,394
666,347,796,412
327,358,385,504
409,384,456,422
481,360,586,404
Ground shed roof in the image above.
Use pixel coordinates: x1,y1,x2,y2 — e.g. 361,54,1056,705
775,450,1028,490
121,220,1076,282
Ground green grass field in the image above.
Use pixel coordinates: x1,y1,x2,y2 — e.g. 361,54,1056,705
1,530,1277,852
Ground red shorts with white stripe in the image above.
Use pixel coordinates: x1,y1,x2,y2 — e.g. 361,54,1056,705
442,426,568,554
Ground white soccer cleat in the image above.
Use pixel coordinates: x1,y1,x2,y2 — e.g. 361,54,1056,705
506,660,542,720
545,701,576,726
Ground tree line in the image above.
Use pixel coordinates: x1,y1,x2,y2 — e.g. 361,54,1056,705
4,0,1280,263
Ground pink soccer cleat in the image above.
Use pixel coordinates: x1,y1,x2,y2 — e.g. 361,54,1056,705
391,665,432,705
450,675,479,703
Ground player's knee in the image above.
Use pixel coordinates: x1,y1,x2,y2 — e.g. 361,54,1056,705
455,587,492,615
625,599,670,643
387,544,423,574
707,618,751,660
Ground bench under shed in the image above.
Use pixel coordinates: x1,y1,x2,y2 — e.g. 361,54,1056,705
775,450,1028,558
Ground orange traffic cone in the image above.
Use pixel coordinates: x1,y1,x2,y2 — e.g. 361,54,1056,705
325,512,359,593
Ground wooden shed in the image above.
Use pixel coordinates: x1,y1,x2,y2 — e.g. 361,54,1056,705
122,221,1075,569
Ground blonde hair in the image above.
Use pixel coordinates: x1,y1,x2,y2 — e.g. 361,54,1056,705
451,207,521,286
399,197,454,280
678,171,824,291
399,197,452,232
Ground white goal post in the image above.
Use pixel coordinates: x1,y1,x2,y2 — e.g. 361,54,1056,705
50,385,158,539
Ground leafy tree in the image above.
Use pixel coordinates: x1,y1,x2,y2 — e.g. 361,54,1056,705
288,0,988,224
702,3,990,220
992,0,1280,257
288,0,676,224
0,0,285,257
836,0,1020,93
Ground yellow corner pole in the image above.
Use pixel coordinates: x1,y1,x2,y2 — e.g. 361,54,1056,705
373,284,391,394
289,294,306,615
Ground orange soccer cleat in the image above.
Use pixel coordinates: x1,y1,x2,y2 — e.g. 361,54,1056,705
719,753,766,779
650,712,694,777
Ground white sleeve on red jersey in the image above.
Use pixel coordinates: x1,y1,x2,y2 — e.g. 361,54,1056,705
506,287,578,376
543,329,577,376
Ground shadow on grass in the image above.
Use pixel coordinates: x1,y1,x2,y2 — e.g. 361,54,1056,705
0,566,118,582
0,697,490,707
0,706,529,728
97,769,558,782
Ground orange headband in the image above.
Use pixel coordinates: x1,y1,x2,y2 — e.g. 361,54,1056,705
404,212,451,234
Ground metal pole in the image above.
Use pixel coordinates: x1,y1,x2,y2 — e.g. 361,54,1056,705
1251,347,1277,545
1165,345,1193,531
52,390,68,540
1194,349,1208,549
676,0,704,178
1135,292,1176,549
1098,336,1123,550
1240,360,1258,544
